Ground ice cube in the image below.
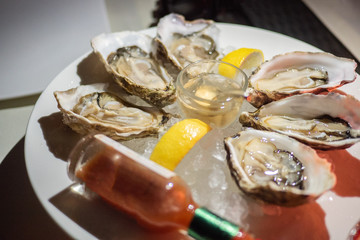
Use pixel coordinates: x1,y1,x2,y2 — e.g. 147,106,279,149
211,139,227,162
142,139,157,158
208,166,226,189
223,192,249,226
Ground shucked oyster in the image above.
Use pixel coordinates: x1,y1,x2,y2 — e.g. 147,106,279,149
91,31,176,108
240,92,360,149
224,129,336,206
152,13,220,77
247,51,357,107
54,84,170,140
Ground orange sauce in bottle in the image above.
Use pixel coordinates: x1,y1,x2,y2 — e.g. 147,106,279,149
74,143,197,230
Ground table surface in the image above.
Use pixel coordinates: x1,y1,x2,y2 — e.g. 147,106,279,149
1,0,359,239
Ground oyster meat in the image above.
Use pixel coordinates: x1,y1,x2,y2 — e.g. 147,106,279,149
91,31,176,108
247,51,357,107
224,128,336,206
152,13,220,76
240,92,360,149
54,84,170,140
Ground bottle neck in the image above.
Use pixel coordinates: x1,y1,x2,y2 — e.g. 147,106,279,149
188,207,240,240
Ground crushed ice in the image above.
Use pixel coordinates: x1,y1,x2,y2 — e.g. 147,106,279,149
175,122,250,227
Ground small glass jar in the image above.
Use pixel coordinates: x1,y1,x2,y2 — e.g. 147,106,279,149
176,59,248,128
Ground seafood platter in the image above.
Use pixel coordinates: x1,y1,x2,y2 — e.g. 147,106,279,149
25,13,360,239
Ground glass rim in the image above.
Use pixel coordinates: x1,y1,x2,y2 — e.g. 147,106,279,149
176,59,249,105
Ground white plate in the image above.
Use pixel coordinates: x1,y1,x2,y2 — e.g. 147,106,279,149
25,23,360,239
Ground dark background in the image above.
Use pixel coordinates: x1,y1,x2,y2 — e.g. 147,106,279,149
151,0,359,66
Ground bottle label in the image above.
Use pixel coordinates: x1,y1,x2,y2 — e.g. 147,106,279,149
188,207,239,240
96,134,175,179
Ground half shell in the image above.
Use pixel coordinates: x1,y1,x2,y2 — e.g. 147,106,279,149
247,51,357,107
91,31,176,108
152,13,220,77
240,92,360,149
224,128,336,206
54,84,170,140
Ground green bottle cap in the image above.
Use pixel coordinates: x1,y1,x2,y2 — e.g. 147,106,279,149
188,207,239,240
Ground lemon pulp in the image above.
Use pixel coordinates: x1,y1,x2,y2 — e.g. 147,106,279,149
150,119,211,170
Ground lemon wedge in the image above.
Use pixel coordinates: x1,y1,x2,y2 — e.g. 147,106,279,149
219,48,264,78
150,119,211,170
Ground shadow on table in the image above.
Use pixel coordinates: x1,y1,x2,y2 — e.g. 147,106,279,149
49,184,189,240
0,137,71,240
38,112,82,162
317,149,360,197
244,201,329,240
77,52,113,86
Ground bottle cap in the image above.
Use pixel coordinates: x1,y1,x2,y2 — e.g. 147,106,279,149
188,207,239,240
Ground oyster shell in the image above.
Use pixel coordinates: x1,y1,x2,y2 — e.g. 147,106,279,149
224,128,336,206
240,92,360,149
54,84,170,140
152,13,220,76
247,51,358,107
91,31,176,108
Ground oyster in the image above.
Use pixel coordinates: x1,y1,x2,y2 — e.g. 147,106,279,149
152,13,220,76
54,84,170,140
91,31,176,108
247,51,357,107
240,92,360,149
224,128,336,206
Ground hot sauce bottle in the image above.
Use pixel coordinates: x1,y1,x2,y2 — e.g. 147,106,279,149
68,134,254,240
